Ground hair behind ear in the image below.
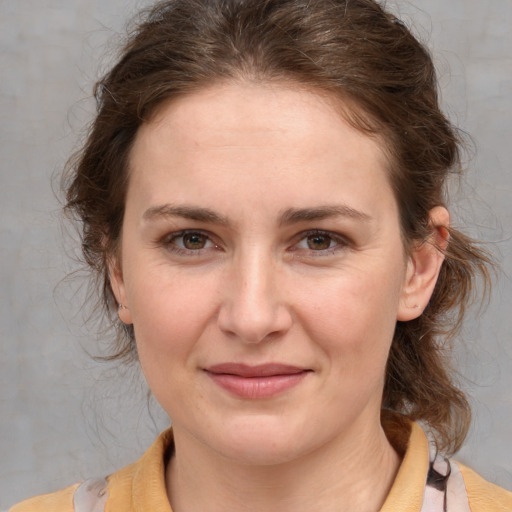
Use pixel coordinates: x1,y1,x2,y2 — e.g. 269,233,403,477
385,216,493,454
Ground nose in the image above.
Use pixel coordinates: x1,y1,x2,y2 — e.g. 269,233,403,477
217,251,293,344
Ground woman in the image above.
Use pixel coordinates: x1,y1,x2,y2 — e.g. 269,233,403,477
10,0,512,511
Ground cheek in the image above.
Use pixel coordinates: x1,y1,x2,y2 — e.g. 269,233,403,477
126,266,221,360
127,271,222,415
295,269,403,368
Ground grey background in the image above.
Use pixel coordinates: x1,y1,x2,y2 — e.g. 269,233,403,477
1,0,511,508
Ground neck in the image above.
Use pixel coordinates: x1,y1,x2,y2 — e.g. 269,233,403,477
166,417,401,512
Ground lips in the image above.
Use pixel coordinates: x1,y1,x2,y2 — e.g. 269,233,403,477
206,363,307,377
204,363,310,399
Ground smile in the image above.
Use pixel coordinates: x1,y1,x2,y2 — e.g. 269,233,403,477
204,363,311,399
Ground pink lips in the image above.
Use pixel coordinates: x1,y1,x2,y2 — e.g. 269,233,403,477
204,363,310,399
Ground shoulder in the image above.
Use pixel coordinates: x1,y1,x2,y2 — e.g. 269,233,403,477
9,483,79,512
8,477,113,512
381,417,512,512
8,429,173,512
8,472,128,512
457,461,512,512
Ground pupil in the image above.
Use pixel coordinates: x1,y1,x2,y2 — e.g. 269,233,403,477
307,234,331,250
184,233,205,249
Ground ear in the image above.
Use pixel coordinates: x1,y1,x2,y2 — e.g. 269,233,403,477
108,254,133,325
397,206,449,321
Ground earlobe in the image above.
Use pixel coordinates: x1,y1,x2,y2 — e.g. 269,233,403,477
108,256,133,325
397,206,449,322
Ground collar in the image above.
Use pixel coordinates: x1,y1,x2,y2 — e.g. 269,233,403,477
107,422,430,512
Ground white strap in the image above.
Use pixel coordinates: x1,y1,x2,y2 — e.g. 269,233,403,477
73,478,108,512
421,456,449,512
420,453,471,512
446,461,471,512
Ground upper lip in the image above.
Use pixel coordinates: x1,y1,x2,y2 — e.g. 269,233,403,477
205,363,308,378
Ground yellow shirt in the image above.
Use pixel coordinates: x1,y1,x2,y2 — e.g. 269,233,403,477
10,423,512,512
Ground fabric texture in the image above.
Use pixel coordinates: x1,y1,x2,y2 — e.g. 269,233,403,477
10,423,512,512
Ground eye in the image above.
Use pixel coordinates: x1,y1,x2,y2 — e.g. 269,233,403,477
304,233,336,250
292,230,348,255
165,230,217,253
180,232,209,250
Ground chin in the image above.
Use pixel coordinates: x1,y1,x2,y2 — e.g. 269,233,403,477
206,415,320,467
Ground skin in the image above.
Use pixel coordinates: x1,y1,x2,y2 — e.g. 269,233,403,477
111,81,448,512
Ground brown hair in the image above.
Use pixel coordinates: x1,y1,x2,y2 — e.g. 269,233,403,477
64,0,491,454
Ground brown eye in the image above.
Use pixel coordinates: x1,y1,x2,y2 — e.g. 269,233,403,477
164,230,218,256
182,232,208,250
306,233,333,250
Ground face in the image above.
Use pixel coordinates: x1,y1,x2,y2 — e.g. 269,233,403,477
111,82,439,465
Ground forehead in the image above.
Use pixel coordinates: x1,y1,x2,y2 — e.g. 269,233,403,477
127,81,397,220
143,81,387,151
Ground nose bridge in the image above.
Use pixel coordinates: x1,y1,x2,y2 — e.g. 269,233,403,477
240,246,273,309
218,243,291,343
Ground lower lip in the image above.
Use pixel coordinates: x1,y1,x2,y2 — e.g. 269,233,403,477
205,372,309,399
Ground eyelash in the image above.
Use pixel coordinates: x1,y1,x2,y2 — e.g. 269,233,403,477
161,229,349,257
290,230,349,257
162,230,219,256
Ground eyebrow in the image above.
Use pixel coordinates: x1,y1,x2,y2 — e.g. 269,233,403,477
142,203,371,226
279,205,372,225
143,204,231,226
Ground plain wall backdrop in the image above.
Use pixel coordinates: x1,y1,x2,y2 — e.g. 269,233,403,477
1,0,511,508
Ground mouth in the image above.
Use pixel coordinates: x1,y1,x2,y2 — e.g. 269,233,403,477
204,363,311,399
